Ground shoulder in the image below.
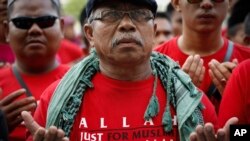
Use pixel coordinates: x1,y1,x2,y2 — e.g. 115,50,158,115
231,42,250,60
154,37,178,53
40,79,61,103
0,66,13,80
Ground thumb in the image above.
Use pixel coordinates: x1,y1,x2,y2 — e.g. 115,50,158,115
21,111,41,135
223,117,239,131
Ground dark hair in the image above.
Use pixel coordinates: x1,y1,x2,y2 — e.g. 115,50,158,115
244,13,250,36
7,0,61,18
227,0,250,32
156,12,171,22
79,6,87,27
166,2,174,16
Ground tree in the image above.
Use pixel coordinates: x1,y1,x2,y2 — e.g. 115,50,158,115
62,0,86,20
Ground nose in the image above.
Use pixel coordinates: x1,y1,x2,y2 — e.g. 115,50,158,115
200,0,213,10
28,23,43,35
117,14,136,32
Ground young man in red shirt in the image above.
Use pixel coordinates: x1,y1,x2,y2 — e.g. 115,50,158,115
155,0,250,112
0,0,69,140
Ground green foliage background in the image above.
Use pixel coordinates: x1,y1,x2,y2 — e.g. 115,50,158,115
62,0,87,20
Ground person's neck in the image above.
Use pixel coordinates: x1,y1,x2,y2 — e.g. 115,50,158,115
99,60,152,81
178,29,224,56
14,59,59,75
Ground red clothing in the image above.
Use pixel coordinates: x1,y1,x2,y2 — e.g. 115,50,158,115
57,39,85,64
218,59,250,127
0,44,15,64
155,37,250,110
0,64,69,141
32,73,217,141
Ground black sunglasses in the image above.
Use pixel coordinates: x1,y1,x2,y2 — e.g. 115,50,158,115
10,15,58,30
187,0,224,4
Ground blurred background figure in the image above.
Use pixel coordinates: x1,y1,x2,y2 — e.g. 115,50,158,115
63,15,82,46
154,12,173,46
227,0,250,47
0,0,14,67
166,2,182,37
244,13,250,45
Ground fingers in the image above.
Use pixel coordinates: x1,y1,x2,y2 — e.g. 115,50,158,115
22,111,69,141
44,126,68,141
21,111,41,135
0,89,26,106
217,117,239,141
208,59,230,94
208,69,224,94
182,55,194,73
33,128,46,141
45,126,58,141
203,123,216,141
182,55,205,87
192,59,205,86
4,96,36,113
7,115,23,132
190,132,198,141
195,125,207,141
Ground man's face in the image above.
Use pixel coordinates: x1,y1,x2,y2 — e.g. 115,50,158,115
176,0,230,33
85,1,156,66
154,17,173,46
6,0,63,66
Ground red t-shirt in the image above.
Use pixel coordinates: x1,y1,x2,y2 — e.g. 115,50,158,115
218,59,250,127
0,44,15,64
57,39,85,64
0,64,69,141
155,37,250,111
31,73,217,141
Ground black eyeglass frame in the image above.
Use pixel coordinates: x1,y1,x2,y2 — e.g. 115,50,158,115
10,15,58,30
89,9,154,24
187,0,225,4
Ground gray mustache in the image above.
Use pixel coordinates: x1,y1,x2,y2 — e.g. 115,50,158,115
112,35,143,48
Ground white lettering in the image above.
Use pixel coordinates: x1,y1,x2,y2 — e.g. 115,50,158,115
144,118,154,126
122,117,130,127
234,129,248,136
80,132,103,141
79,118,88,128
100,117,107,128
172,115,177,125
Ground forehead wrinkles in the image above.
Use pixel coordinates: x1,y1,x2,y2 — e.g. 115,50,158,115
10,0,57,17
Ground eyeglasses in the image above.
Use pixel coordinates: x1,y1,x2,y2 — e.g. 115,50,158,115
90,9,154,23
187,0,224,4
10,15,58,30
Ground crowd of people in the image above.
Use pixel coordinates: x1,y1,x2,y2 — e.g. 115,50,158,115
0,0,250,141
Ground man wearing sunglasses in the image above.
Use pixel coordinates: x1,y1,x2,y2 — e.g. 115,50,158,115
20,0,218,141
0,0,70,140
155,0,250,113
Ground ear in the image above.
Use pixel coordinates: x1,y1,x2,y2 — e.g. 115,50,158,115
3,20,10,43
59,18,65,38
227,0,232,10
153,22,157,37
84,23,95,47
171,0,181,12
